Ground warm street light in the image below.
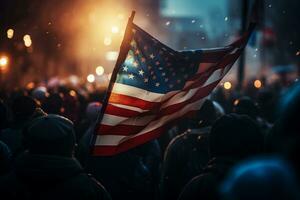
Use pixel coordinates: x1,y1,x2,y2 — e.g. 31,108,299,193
224,81,232,90
0,56,8,70
87,74,95,83
7,29,14,39
96,66,104,76
23,34,32,47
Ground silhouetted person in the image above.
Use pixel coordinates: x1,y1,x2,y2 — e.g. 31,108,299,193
178,114,264,200
266,81,300,181
160,99,221,200
220,158,300,200
0,96,44,157
0,114,111,200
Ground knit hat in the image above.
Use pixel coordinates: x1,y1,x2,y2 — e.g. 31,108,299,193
26,114,75,157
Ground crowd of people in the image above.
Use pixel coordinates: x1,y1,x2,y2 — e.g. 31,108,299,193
0,77,300,200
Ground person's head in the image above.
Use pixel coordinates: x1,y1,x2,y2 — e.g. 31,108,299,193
11,95,37,122
232,96,258,120
194,99,219,128
42,93,63,114
209,114,264,159
85,102,102,122
26,114,76,157
220,158,300,200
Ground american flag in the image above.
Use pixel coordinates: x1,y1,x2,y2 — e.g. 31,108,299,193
91,20,255,156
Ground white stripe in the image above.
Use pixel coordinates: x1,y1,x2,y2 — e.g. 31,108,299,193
101,114,127,126
101,113,155,126
112,83,165,102
110,103,149,113
96,98,205,146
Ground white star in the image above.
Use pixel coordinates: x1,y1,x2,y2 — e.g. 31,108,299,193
128,74,135,79
139,70,144,76
162,72,166,76
153,75,157,80
144,78,149,83
123,66,128,72
165,78,169,82
150,54,155,59
155,82,160,87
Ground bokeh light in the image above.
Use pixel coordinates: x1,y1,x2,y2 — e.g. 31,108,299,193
7,29,14,39
103,36,112,46
254,79,262,89
0,56,9,70
224,81,232,90
23,34,32,47
87,74,95,83
96,66,105,76
111,26,119,33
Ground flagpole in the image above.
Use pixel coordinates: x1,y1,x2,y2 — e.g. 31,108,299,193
89,11,136,155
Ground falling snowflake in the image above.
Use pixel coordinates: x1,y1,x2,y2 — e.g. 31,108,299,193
201,36,205,40
253,54,257,58
224,16,228,21
255,48,259,52
191,19,196,23
165,21,171,26
268,4,272,8
200,24,204,28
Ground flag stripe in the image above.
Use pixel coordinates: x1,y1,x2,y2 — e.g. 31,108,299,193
97,80,219,136
95,97,205,147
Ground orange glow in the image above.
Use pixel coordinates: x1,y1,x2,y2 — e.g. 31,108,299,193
254,80,262,89
26,82,35,90
0,56,8,67
69,90,76,97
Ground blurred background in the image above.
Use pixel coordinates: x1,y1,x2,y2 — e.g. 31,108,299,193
0,0,299,91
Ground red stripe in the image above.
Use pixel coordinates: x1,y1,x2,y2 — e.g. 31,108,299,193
105,104,141,117
92,110,198,156
109,93,158,110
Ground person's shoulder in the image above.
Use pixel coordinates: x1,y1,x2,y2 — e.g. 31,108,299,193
73,173,112,200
